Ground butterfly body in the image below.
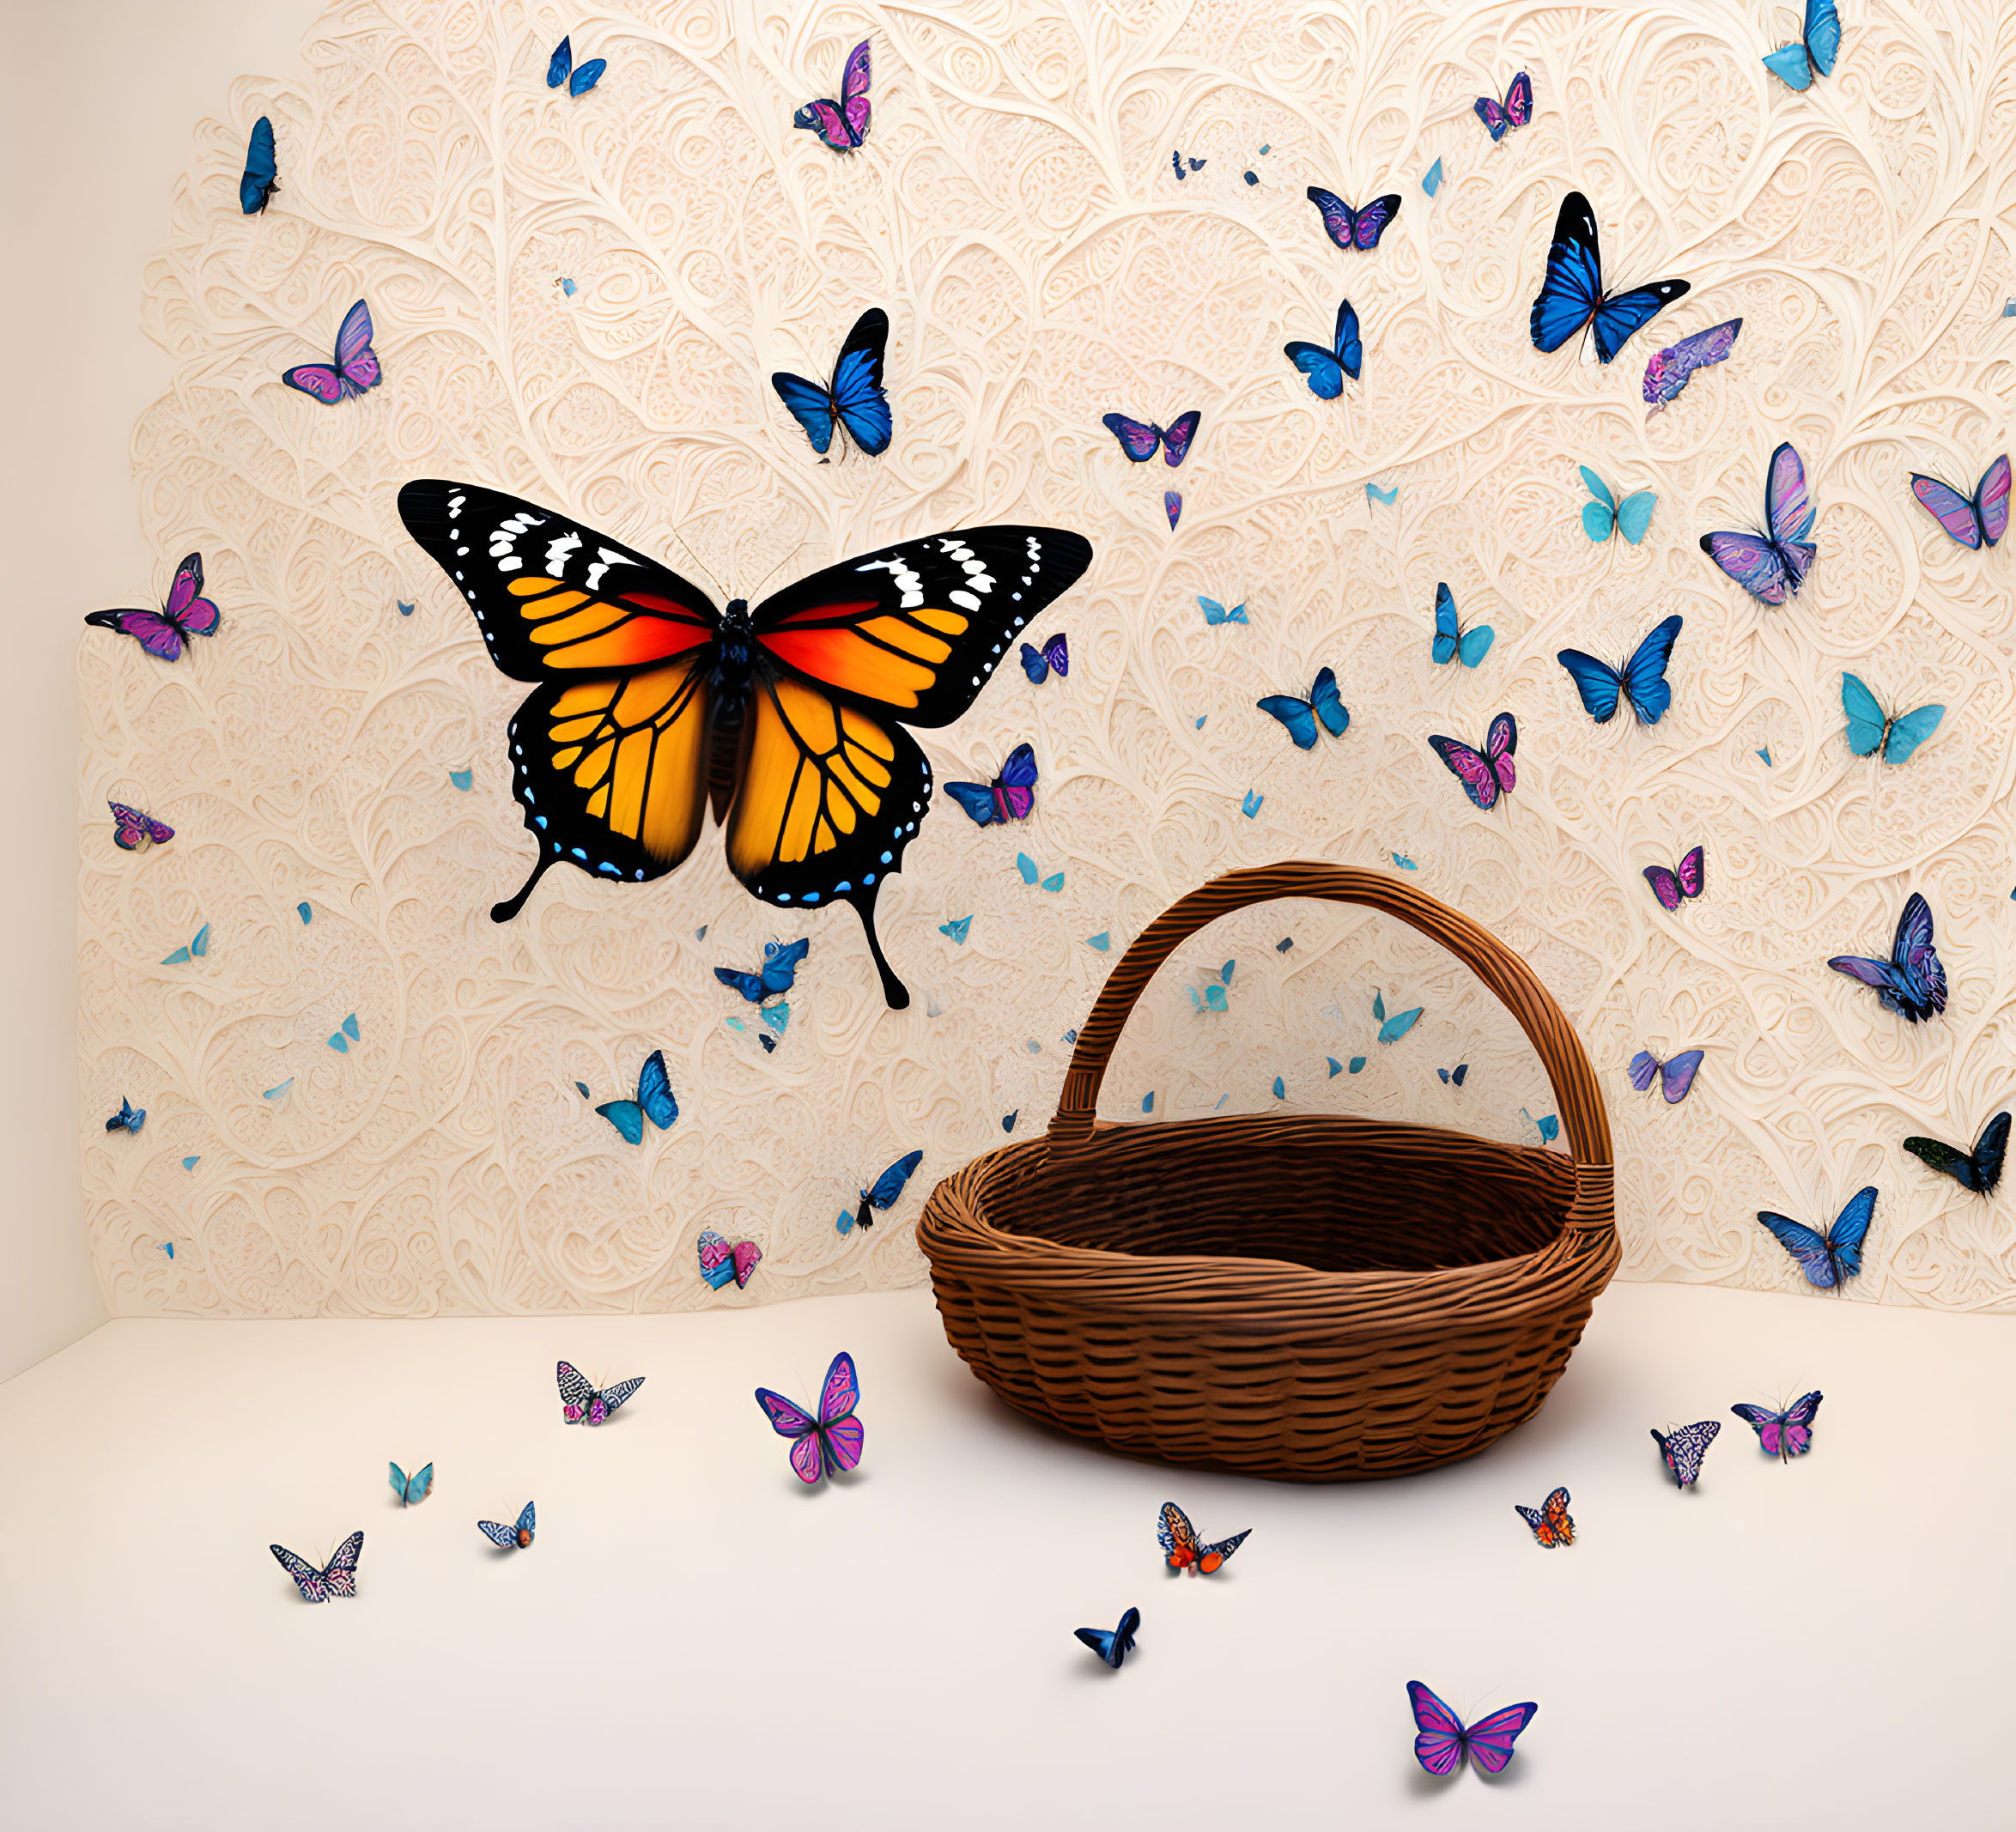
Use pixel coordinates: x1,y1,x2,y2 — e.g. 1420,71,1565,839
1629,1047,1703,1103
1076,1606,1141,1668
240,115,278,213
1902,1111,2010,1195
1474,72,1533,141
1530,191,1689,363
1651,1420,1721,1488
1557,614,1682,725
105,1097,145,1136
1732,1392,1822,1461
1306,188,1401,252
755,1350,864,1483
945,743,1038,826
1828,892,1945,1022
593,1049,677,1143
715,938,808,1004
1407,1682,1537,1774
1102,410,1199,466
556,1360,643,1426
547,36,605,96
847,1150,923,1233
396,482,1092,1010
1284,298,1362,398
1020,634,1067,682
1643,846,1706,911
1841,674,1944,765
1580,467,1657,543
478,1501,536,1550
271,1532,362,1602
697,1228,762,1289
1258,669,1349,749
86,552,222,662
771,307,891,457
1427,713,1516,810
1643,318,1741,412
283,299,382,403
1430,582,1493,668
1910,456,2010,549
388,1460,434,1505
1701,442,1816,604
1762,0,1842,89
794,39,871,149
1757,1186,1876,1289
1513,1485,1574,1547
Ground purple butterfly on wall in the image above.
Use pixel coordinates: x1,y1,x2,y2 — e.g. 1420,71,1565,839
945,742,1037,826
85,552,222,662
1406,1682,1538,1775
282,299,382,403
1427,713,1516,810
1629,1047,1703,1103
1700,441,1815,604
1650,1419,1720,1489
794,39,871,150
1102,410,1199,466
1474,71,1533,140
1306,187,1402,251
1020,633,1067,683
754,1350,864,1484
1732,1390,1822,1461
1827,891,1945,1023
1643,846,1705,911
1643,318,1741,414
1910,454,2010,549
109,801,174,851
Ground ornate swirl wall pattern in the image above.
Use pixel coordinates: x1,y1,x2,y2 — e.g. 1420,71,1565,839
85,1,2016,1319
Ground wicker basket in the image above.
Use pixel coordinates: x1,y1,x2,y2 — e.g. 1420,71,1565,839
917,862,1618,1482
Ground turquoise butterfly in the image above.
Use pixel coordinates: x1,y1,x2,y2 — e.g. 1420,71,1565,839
1580,467,1656,544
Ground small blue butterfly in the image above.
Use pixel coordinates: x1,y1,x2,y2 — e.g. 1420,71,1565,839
1327,1057,1344,1077
1438,1064,1468,1086
1580,467,1657,543
1284,298,1362,398
716,937,809,1004
1272,1076,1285,1099
559,278,577,298
161,1241,176,1257
939,915,972,943
1761,0,1841,91
1522,1107,1560,1143
774,308,892,458
1195,714,1207,729
398,599,415,616
547,34,606,96
1199,595,1248,625
1422,157,1442,197
1350,1055,1367,1072
1075,1605,1140,1669
1016,852,1064,892
1430,582,1494,668
326,1013,361,1052
1391,852,1418,870
1374,990,1423,1043
105,1097,145,1136
1842,674,1943,765
1367,482,1399,505
593,1051,678,1145
297,902,312,923
841,1150,924,1233
1020,634,1068,683
1242,791,1264,817
389,1460,434,1506
449,768,473,790
1758,746,1773,766
1258,668,1349,749
161,922,210,966
182,1156,199,1170
1557,615,1682,725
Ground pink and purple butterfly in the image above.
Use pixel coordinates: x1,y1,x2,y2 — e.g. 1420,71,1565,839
1306,187,1402,251
1700,441,1815,604
1827,891,1945,1023
793,39,871,150
110,801,174,851
1650,1419,1720,1488
1643,318,1741,414
945,742,1037,826
1732,1390,1822,1460
1910,454,2010,549
1474,71,1533,141
282,299,382,404
1629,1047,1703,1103
1406,1682,1538,1775
1427,713,1516,810
1102,410,1199,466
85,552,222,662
556,1360,643,1425
1020,633,1067,683
1643,846,1705,911
1757,1187,1875,1289
754,1349,864,1484
697,1227,762,1290
270,1531,362,1602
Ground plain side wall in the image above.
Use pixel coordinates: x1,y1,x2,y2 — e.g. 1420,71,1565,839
0,0,316,1379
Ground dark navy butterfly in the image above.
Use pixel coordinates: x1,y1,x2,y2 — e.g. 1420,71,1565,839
772,307,891,458
1902,1111,2009,1196
1700,442,1816,604
1306,188,1401,252
1530,190,1690,364
1650,1420,1720,1489
1102,410,1199,466
1075,1605,1140,1668
945,743,1037,826
105,1097,146,1136
1284,298,1362,398
1258,668,1348,749
1556,614,1682,725
845,1150,923,1233
715,938,809,1004
240,115,278,214
1019,634,1067,682
1757,1186,1876,1289
1827,892,1945,1022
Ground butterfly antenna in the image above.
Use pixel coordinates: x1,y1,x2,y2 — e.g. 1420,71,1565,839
491,855,555,924
656,525,732,604
739,543,801,608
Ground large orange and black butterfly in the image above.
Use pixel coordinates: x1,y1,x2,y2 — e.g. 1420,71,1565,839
397,482,1093,1006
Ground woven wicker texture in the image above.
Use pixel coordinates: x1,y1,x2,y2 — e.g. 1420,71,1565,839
919,862,1618,1479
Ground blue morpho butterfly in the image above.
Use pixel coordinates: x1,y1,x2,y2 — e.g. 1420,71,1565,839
105,1096,145,1136
1556,614,1683,725
546,35,606,96
946,743,1038,826
1241,791,1264,817
1841,673,1943,765
1581,467,1657,543
770,307,892,458
1530,191,1690,364
1902,1110,2011,1196
1757,1186,1876,1289
1199,595,1248,625
1258,667,1348,749
1374,989,1422,1043
716,937,809,1004
240,115,278,214
593,1049,679,1143
1827,891,1946,1023
327,1013,361,1052
1762,0,1841,90
388,1460,434,1506
841,1150,924,1233
1020,634,1068,682
1190,960,1236,1012
1430,582,1494,668
1284,298,1363,398
161,922,210,965
1438,1065,1468,1086
1075,1605,1140,1668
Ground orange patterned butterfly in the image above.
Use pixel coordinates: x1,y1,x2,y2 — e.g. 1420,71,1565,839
1158,1501,1250,1574
398,482,1092,1005
1513,1485,1575,1547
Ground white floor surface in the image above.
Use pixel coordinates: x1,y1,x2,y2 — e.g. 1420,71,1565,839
1,1281,2007,1829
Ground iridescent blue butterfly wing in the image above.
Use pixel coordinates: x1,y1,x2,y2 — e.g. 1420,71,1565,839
944,780,1003,825
1159,412,1200,467
1431,581,1460,664
771,371,838,453
998,743,1041,792
1804,0,1843,73
547,36,574,87
1284,341,1346,399
1888,892,1946,1017
1555,649,1624,723
569,58,607,97
1333,299,1363,376
1904,1112,2011,1193
1620,615,1683,724
829,309,892,455
1531,193,1605,352
1883,704,1945,766
240,116,277,214
596,1100,645,1145
760,938,811,997
1102,414,1163,462
635,1051,679,1131
715,967,770,1001
866,1149,924,1209
1756,1209,1843,1287
1591,281,1691,365
1309,667,1349,737
1822,1185,1877,1281
1840,673,1889,756
1257,693,1320,749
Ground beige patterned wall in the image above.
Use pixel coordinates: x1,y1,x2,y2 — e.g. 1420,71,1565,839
81,0,2016,1316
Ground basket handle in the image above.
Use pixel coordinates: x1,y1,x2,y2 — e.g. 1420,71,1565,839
1047,861,1612,1174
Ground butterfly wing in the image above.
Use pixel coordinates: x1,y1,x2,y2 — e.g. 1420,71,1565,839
1628,1049,1660,1092
593,1377,644,1418
1332,298,1363,378
556,1360,597,1423
515,1501,537,1541
1804,0,1843,73
1971,1112,2013,1194
1504,71,1533,125
635,1051,678,1131
1430,582,1460,664
1657,1419,1720,1485
1349,194,1401,249
1580,466,1618,542
1195,1528,1249,1574
407,1462,434,1503
1484,712,1517,787
547,36,574,87
1616,489,1658,544
1154,410,1200,468
1309,667,1349,737
84,610,186,662
271,1544,328,1601
1977,454,2012,545
1592,282,1691,365
569,58,607,97
772,370,839,453
240,115,277,213
866,1151,923,1209
794,100,853,150
1540,1486,1573,1545
836,39,872,139
331,300,380,395
1823,1185,1878,1281
1531,192,1604,352
1882,704,1944,766
1307,187,1375,252
732,1241,762,1287
477,1518,519,1548
1406,1682,1468,1776
698,1228,735,1288
1556,649,1624,723
1475,94,1509,140
1258,695,1320,749
1888,891,1946,1017
1284,341,1346,399
828,308,893,455
1840,673,1889,757
596,1100,645,1145
944,780,1001,825
1463,1703,1539,1773
1910,474,1987,549
1620,614,1682,724
1427,736,1500,810
1102,414,1163,462
1643,866,1682,913
1379,1007,1423,1044
1658,1049,1704,1102
1677,846,1706,898
1158,1501,1199,1568
1700,531,1794,604
760,937,811,995
1643,318,1740,409
1730,1402,1786,1454
715,967,768,1001
1757,1210,1841,1287
282,361,346,403
322,1531,363,1596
